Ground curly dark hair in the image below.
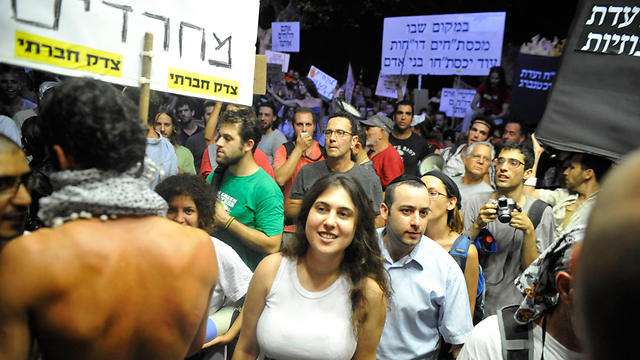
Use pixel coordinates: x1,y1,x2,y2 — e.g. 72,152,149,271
284,172,392,336
39,77,147,173
220,107,262,153
155,174,217,233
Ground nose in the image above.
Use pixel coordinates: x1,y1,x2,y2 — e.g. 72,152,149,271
563,167,570,176
323,210,338,228
410,211,421,228
174,210,185,224
12,184,32,207
216,137,224,147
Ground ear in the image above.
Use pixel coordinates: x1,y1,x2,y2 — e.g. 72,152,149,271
351,135,358,150
523,167,533,180
556,271,573,305
447,197,457,211
583,168,594,181
244,139,254,153
380,202,389,221
52,145,74,170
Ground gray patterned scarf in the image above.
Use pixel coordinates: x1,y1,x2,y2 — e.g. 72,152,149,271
513,225,585,324
38,159,168,227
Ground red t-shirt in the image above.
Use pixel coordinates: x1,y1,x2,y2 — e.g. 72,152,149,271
476,83,511,115
273,141,324,233
199,146,274,179
368,144,404,189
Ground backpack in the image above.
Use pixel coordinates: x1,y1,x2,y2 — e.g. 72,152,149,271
449,234,486,325
497,304,534,360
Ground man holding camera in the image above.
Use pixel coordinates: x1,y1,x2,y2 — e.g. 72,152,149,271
462,142,554,317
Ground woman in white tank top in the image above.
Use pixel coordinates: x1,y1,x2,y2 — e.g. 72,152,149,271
233,173,392,360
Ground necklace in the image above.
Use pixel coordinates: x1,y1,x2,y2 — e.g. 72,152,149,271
51,211,119,228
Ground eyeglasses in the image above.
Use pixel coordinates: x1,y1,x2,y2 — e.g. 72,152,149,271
0,172,34,198
469,153,491,163
428,190,448,200
323,129,353,139
493,157,525,169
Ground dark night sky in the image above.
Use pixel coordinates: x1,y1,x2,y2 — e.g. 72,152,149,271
275,0,581,91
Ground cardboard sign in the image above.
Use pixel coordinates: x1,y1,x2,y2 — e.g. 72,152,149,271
381,12,506,76
308,65,337,101
265,50,290,73
271,22,300,53
0,0,260,105
440,88,477,117
375,72,409,99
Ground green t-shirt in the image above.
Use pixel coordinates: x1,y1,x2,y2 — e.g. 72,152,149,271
208,168,284,270
176,145,196,174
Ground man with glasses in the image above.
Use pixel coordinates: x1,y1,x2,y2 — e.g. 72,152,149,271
462,142,554,317
442,117,493,177
0,134,31,250
286,110,384,227
452,141,495,207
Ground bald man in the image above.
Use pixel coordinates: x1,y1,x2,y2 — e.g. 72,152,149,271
0,78,218,360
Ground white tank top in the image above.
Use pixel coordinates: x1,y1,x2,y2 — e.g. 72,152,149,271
256,256,357,360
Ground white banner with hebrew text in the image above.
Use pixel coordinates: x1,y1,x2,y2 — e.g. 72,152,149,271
381,12,505,76
0,0,259,105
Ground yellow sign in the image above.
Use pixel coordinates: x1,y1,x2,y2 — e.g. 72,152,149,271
14,31,123,78
168,68,239,101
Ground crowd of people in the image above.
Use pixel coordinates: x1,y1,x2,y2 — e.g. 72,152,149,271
0,61,630,360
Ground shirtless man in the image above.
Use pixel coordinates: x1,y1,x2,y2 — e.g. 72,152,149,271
0,78,218,360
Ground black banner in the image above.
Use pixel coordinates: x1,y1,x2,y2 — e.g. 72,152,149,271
536,0,640,161
510,54,560,124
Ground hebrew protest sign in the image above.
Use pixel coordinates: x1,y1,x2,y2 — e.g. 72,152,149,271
509,54,560,124
537,0,640,160
381,12,506,76
440,88,477,118
272,22,300,53
374,72,409,99
308,65,337,101
265,50,290,72
0,0,259,105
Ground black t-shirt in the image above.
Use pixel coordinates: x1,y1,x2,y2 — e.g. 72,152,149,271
389,132,433,176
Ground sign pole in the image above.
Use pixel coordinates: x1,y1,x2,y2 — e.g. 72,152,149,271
139,32,154,125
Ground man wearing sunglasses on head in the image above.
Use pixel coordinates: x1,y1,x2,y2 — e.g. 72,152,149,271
461,142,554,318
0,134,31,251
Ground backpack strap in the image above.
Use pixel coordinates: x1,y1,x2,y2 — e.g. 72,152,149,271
497,305,534,360
527,199,551,229
449,234,472,272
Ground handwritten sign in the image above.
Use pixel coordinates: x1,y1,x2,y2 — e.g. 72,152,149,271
0,0,260,105
374,72,409,99
308,65,337,101
381,12,506,76
265,50,290,72
272,22,300,53
440,88,477,117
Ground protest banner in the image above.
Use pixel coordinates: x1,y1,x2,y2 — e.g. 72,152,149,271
0,0,259,105
375,72,409,99
272,22,300,53
308,65,337,101
440,88,477,118
265,50,290,72
266,63,284,93
345,63,355,104
536,0,640,161
509,53,560,124
381,12,506,76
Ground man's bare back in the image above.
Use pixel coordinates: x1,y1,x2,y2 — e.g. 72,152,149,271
0,216,217,360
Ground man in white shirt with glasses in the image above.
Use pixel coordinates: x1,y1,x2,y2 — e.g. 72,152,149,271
462,142,554,317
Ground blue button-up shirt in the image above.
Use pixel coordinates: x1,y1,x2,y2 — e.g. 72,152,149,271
377,228,473,360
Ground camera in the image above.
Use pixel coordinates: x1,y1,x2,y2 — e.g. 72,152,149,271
490,195,522,223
